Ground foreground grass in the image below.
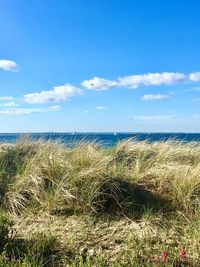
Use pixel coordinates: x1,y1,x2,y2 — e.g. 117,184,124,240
0,137,199,266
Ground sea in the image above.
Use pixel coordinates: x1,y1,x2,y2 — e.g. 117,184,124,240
1,132,200,147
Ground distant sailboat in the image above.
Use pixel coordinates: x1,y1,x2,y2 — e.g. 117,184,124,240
114,131,117,136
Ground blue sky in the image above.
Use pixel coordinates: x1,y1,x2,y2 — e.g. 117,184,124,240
0,0,200,132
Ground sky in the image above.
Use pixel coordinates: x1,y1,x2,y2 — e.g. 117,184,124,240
0,0,200,133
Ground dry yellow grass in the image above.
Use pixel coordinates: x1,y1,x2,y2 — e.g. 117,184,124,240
0,137,199,266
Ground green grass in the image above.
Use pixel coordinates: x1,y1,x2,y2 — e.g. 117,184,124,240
0,137,199,266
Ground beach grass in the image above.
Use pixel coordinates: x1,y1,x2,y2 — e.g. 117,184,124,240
0,137,199,266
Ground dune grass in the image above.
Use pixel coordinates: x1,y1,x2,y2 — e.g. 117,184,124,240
0,137,199,266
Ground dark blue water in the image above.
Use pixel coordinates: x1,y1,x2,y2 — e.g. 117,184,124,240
1,133,200,147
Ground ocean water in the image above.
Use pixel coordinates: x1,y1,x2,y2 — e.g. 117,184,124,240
1,132,200,147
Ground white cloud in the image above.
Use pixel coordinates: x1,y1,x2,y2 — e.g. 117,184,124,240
0,96,14,101
0,60,18,71
3,101,19,107
0,97,19,107
0,106,61,115
0,108,43,115
118,72,185,88
189,72,200,82
24,84,82,104
82,72,186,90
129,115,175,121
129,114,200,126
83,110,89,114
81,77,117,90
141,94,170,100
49,105,61,110
96,106,108,110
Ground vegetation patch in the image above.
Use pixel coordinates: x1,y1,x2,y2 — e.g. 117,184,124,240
0,138,199,266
